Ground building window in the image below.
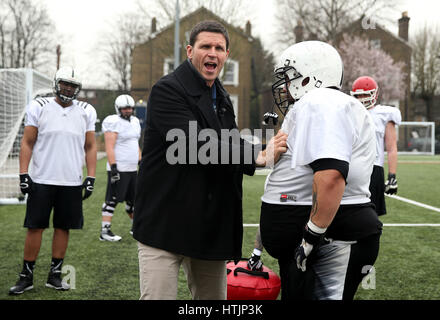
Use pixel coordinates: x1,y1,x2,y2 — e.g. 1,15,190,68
370,39,381,49
221,60,239,86
229,94,238,121
87,91,96,99
163,58,175,75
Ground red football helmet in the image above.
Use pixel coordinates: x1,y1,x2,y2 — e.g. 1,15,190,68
350,76,379,109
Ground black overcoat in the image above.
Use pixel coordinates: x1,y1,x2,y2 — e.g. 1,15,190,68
133,60,256,260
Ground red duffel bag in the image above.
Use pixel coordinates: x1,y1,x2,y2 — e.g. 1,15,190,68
226,260,281,300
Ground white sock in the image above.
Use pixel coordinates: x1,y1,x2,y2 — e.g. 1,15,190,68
102,222,111,229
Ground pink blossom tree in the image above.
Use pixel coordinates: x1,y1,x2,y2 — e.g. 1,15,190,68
337,34,407,103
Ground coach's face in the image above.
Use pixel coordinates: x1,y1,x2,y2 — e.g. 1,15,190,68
187,31,229,87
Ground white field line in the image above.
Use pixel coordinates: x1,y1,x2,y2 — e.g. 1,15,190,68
243,223,440,227
385,194,440,213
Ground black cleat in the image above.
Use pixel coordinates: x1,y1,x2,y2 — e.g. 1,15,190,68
9,273,34,295
45,270,70,291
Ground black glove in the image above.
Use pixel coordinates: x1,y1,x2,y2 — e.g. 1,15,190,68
19,173,33,195
82,176,95,200
247,252,263,271
110,164,120,184
294,221,326,272
385,173,397,195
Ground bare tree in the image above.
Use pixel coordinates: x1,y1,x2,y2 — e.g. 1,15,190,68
274,0,402,46
0,0,55,69
135,0,255,30
100,0,256,90
100,12,150,91
412,26,440,121
135,0,256,65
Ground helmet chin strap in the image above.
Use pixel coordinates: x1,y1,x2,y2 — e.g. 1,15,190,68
119,113,131,121
57,93,74,103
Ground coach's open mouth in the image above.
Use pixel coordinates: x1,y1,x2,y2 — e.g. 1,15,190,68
204,62,217,72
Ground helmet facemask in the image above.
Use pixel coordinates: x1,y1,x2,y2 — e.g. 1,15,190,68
117,107,134,120
271,66,301,116
350,88,378,109
114,94,135,120
54,79,81,103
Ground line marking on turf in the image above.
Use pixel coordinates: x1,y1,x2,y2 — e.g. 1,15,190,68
398,160,440,164
243,223,440,227
385,194,440,213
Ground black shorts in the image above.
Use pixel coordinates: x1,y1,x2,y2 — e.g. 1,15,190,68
24,183,83,230
260,202,310,300
105,171,137,204
369,165,386,215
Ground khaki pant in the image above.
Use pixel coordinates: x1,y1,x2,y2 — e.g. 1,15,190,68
137,242,227,300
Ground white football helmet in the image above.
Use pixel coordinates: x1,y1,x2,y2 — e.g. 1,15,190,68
53,66,81,103
114,94,135,120
272,41,344,115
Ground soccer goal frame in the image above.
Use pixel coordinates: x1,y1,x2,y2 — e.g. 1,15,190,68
397,121,436,156
0,68,52,204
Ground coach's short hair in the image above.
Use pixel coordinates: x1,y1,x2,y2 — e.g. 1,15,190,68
189,20,230,50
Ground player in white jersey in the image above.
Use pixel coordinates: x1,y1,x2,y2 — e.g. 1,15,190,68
100,94,141,241
259,41,382,300
351,76,401,215
9,66,97,295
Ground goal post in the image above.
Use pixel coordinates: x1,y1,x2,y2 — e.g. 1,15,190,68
397,121,436,155
0,68,52,204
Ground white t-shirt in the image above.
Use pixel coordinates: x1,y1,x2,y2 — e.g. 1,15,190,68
102,114,141,172
262,88,376,205
368,105,402,167
25,97,97,186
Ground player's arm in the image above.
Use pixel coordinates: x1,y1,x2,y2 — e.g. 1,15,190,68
309,169,346,228
295,162,346,272
385,121,397,174
19,126,38,174
84,131,97,178
384,121,398,194
104,131,118,165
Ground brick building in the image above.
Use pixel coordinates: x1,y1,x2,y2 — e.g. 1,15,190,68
131,7,261,129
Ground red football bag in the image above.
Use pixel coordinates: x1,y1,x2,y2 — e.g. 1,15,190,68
226,260,281,300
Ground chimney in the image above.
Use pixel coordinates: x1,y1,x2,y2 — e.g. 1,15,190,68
245,21,251,37
294,21,304,43
151,17,157,34
398,11,410,41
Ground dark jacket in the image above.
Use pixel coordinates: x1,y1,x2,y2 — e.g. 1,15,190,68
133,60,256,260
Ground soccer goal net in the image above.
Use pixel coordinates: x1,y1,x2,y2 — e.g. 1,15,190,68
0,68,52,204
397,121,437,155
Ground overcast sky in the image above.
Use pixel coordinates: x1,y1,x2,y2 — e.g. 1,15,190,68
38,0,440,88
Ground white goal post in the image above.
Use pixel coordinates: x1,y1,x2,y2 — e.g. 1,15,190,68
397,121,436,155
0,68,52,204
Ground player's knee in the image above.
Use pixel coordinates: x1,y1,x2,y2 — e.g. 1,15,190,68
102,201,116,217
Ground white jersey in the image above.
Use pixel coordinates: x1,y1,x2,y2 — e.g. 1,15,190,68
25,97,97,186
102,114,141,172
368,105,402,167
262,88,376,206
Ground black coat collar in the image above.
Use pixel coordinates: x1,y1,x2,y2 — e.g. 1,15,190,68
175,59,234,132
175,59,230,99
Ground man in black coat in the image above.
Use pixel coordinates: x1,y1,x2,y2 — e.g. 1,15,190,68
133,20,287,300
